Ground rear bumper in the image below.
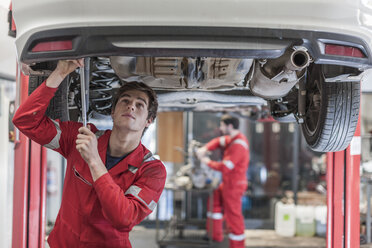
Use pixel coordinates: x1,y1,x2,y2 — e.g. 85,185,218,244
19,26,372,69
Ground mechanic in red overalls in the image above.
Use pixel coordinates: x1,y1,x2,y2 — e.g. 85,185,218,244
196,114,249,248
13,59,166,248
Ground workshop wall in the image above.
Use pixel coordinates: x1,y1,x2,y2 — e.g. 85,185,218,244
157,112,184,163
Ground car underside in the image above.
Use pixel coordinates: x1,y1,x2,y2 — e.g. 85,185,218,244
24,48,362,153
9,3,370,152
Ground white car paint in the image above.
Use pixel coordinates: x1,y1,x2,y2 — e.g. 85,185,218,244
11,0,372,63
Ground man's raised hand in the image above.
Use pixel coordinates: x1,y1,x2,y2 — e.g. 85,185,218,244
46,59,84,88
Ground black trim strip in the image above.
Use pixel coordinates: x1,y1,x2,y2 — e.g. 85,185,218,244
20,26,372,69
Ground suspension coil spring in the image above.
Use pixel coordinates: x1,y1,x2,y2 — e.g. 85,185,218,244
89,57,121,115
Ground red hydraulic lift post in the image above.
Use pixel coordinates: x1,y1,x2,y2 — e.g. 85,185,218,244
326,150,334,248
12,70,29,248
327,149,345,248
326,113,361,248
345,114,361,248
39,148,47,248
12,68,47,248
28,142,41,246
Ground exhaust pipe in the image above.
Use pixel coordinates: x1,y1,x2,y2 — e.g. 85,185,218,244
249,47,311,100
286,48,311,71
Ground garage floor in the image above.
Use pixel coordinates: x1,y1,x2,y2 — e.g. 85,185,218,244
44,227,372,247
129,227,372,248
130,227,328,248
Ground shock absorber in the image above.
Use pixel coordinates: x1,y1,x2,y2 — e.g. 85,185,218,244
297,76,306,124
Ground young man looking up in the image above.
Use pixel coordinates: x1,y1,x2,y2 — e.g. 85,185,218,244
13,59,166,247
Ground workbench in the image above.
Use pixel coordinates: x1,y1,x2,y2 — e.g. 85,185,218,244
155,187,214,248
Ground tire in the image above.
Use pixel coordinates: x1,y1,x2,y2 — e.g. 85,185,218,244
301,64,360,152
28,61,69,121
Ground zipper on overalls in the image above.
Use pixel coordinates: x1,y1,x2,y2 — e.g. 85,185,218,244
73,166,92,186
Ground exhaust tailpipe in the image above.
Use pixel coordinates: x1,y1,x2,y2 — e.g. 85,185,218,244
249,47,311,100
286,48,311,71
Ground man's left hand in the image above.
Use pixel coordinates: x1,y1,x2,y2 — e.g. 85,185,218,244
199,155,211,165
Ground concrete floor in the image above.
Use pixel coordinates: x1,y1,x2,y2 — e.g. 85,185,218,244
45,226,372,247
130,226,327,248
130,227,372,248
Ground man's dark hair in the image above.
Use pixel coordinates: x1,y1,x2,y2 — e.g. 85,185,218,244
112,81,158,121
221,114,239,129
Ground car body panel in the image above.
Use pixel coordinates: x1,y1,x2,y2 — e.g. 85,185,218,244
9,0,369,152
11,0,372,67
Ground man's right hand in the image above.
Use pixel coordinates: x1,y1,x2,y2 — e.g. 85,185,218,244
56,59,84,77
46,59,84,88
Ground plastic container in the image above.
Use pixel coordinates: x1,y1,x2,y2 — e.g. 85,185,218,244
315,205,327,237
296,205,315,237
275,201,296,237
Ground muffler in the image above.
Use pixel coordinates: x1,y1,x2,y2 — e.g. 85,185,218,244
249,46,311,100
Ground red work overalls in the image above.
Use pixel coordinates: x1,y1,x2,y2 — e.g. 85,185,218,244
205,133,249,248
13,82,166,247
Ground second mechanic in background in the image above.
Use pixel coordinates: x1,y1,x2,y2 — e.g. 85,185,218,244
196,114,249,248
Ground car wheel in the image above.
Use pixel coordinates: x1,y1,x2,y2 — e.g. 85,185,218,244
301,64,360,152
28,61,69,121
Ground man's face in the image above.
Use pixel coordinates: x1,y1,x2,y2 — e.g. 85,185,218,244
219,121,229,135
111,89,152,132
